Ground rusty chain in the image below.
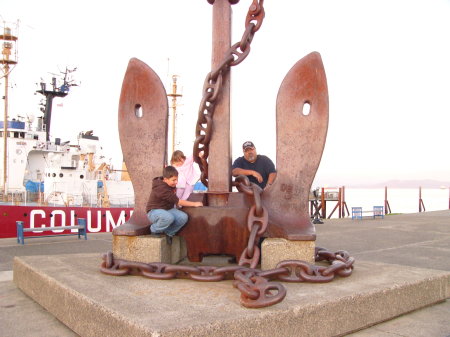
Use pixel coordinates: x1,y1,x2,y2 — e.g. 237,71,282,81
232,175,267,269
193,0,265,187
101,175,354,308
101,246,354,308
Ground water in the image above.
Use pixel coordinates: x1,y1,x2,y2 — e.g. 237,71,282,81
335,188,449,218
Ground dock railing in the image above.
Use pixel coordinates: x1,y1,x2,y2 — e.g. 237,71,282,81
309,187,349,220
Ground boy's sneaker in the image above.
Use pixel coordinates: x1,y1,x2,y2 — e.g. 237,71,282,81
166,235,173,245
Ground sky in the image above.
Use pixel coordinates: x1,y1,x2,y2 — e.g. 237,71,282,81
2,0,450,187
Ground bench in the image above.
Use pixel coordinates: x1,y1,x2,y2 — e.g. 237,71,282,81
17,218,87,245
351,206,384,220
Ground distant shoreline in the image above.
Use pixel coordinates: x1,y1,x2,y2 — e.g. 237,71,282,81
340,180,450,189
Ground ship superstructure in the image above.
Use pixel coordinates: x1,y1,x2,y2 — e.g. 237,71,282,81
0,32,134,238
0,68,134,207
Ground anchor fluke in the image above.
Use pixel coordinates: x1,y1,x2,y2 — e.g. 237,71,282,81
263,51,329,240
113,58,168,236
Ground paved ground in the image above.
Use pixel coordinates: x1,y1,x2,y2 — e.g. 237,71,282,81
1,210,449,336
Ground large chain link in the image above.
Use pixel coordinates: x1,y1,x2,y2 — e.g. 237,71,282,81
101,246,354,308
232,175,267,269
193,0,265,187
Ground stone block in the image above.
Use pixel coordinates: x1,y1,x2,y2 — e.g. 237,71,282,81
112,235,186,264
13,254,450,337
261,238,315,270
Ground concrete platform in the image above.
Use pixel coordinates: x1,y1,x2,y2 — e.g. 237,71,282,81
13,253,450,337
3,210,450,336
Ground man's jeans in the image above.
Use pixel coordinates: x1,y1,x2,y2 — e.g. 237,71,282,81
147,208,188,237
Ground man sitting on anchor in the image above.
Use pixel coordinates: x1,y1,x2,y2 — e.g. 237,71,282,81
146,166,203,244
232,141,277,189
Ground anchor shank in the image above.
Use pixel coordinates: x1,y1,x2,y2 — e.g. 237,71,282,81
208,0,232,195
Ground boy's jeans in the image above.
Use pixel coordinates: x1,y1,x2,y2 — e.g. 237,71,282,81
147,208,188,237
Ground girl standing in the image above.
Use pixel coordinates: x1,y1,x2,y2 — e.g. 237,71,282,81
170,150,201,200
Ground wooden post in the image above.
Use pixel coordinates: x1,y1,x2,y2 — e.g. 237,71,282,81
321,187,326,219
384,186,391,214
208,0,232,193
338,187,342,218
384,186,387,214
419,186,426,212
419,186,422,212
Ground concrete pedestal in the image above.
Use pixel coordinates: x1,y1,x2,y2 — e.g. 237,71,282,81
112,235,186,264
261,238,315,270
13,253,450,337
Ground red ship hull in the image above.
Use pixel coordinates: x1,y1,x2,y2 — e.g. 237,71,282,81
0,205,134,238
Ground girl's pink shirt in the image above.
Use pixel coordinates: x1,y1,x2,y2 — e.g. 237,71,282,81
175,155,200,188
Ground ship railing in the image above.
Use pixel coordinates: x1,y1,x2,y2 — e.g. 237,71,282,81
107,194,135,207
46,142,58,151
26,191,41,203
0,190,133,207
81,182,97,206
0,190,26,205
308,188,340,201
45,192,96,207
79,191,134,208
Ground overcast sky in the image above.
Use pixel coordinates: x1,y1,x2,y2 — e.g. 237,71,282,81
2,0,450,187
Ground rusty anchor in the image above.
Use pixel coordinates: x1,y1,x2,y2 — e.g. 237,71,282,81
113,0,328,260
103,0,354,309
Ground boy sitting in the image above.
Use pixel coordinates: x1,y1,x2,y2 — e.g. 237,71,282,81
146,166,203,244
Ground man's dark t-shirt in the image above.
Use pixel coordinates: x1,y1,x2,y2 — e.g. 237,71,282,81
232,155,276,189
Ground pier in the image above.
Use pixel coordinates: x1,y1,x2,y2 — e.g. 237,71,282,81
2,210,449,336
311,186,450,219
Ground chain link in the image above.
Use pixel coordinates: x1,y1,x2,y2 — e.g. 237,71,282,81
232,175,267,268
193,0,265,186
101,246,354,308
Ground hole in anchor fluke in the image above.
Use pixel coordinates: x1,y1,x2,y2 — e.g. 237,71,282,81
302,101,311,116
135,104,143,118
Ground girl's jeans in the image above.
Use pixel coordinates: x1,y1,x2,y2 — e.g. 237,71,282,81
147,208,188,237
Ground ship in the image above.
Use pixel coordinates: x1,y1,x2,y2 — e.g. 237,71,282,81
0,123,135,238
0,30,134,238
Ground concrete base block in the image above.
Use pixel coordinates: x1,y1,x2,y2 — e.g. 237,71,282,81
13,253,450,337
261,238,315,270
112,235,186,264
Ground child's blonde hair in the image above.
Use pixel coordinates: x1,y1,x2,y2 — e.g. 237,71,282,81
170,150,186,165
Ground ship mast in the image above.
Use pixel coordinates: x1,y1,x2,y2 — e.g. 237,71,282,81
36,67,77,142
0,24,18,197
166,74,182,155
